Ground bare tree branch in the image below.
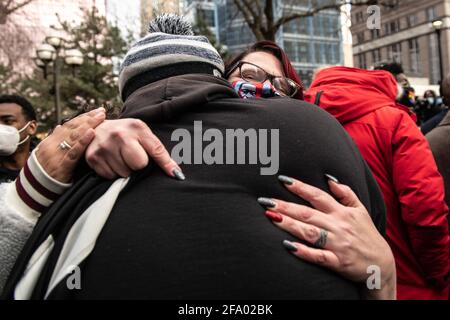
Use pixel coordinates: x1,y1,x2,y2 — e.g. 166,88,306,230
241,0,260,21
232,0,399,41
233,0,265,40
263,0,274,37
0,19,34,71
274,0,395,31
0,0,35,24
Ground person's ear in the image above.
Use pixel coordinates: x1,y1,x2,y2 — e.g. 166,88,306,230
27,120,38,136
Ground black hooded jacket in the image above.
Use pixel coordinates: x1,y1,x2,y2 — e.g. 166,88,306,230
2,74,385,299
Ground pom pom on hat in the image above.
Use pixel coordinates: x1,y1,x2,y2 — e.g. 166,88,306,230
148,13,194,36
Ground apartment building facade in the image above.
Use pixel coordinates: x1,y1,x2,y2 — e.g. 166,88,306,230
351,0,450,85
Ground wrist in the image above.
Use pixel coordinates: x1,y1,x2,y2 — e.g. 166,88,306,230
35,147,72,183
6,149,73,221
32,148,73,187
363,258,396,300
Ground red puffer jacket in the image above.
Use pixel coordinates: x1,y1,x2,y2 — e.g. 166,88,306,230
305,66,450,300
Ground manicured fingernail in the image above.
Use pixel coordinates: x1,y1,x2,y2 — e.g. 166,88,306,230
325,174,339,183
283,240,297,252
95,107,105,113
172,168,185,181
278,175,294,185
257,197,276,208
265,210,283,223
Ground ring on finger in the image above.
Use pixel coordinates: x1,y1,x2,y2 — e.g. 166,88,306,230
313,228,328,248
59,140,72,151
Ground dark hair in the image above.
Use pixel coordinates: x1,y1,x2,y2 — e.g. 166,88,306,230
424,90,437,98
224,40,304,100
373,61,404,76
0,94,37,121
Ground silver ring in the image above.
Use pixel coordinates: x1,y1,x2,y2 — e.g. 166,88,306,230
59,140,72,150
314,229,328,248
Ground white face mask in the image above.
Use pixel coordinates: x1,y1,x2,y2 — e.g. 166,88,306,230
0,122,31,156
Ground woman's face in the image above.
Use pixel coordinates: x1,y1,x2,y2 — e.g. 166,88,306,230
227,51,285,84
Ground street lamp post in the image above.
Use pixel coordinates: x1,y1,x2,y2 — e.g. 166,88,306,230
35,34,83,124
65,49,84,75
432,19,444,83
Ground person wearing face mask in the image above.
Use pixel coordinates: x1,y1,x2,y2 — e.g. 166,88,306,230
373,62,418,114
421,85,449,135
0,96,107,294
0,95,38,183
418,90,445,126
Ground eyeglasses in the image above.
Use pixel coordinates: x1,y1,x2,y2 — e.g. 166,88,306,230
226,61,301,97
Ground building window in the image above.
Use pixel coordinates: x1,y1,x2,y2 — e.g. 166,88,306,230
332,43,340,64
197,8,215,27
313,42,336,64
297,42,309,63
384,19,400,35
314,16,324,37
358,53,367,69
284,41,295,60
427,6,437,22
323,42,339,64
429,33,440,84
283,40,310,64
407,14,418,27
355,11,364,23
408,38,420,74
315,43,326,64
284,17,309,35
297,69,314,88
356,31,364,44
390,20,400,33
388,43,402,63
371,28,380,40
372,48,382,66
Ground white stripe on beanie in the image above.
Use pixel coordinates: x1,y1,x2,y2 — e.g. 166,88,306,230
118,54,225,94
127,35,216,56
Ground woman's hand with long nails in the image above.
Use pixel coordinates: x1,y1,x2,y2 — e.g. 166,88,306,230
258,175,396,300
85,118,184,180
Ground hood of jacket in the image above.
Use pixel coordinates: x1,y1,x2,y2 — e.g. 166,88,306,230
120,74,238,123
304,66,415,125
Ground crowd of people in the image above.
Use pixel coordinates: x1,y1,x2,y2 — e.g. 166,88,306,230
372,61,449,134
0,14,448,300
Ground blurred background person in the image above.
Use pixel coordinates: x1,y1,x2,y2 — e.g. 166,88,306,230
416,90,445,127
420,87,448,134
426,73,450,231
374,62,417,116
0,95,37,183
0,107,106,295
